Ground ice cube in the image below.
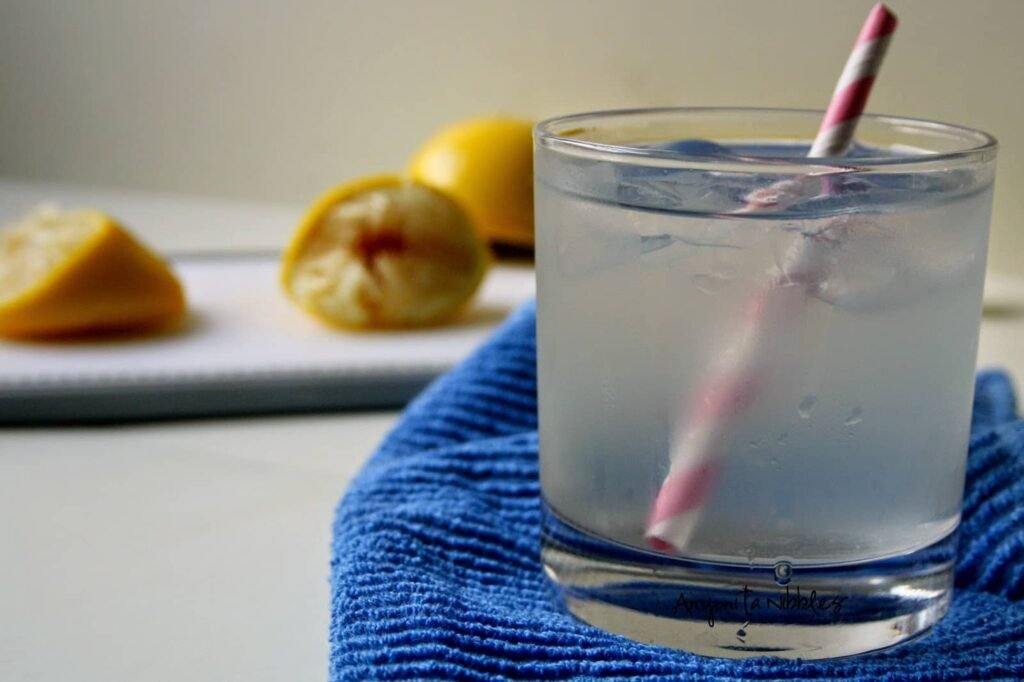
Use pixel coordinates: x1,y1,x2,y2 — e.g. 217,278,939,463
793,210,980,314
779,215,902,310
556,222,641,280
616,139,745,213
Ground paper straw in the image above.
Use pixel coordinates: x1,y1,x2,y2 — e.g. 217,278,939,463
811,3,898,157
645,3,898,553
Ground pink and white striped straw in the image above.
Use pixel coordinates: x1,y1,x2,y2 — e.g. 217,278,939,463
645,3,899,554
811,4,898,156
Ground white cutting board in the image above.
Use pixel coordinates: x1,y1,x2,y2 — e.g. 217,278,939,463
0,254,535,422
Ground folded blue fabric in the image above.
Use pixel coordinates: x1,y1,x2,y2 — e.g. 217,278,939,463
330,302,1024,681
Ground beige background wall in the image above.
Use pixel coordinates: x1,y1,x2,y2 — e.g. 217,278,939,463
0,0,1020,273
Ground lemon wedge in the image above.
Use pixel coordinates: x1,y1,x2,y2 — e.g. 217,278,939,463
0,206,186,339
281,176,490,330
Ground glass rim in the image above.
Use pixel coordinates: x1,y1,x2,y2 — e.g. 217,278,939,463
534,107,998,170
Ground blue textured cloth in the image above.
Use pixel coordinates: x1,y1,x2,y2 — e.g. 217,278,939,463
330,302,1024,681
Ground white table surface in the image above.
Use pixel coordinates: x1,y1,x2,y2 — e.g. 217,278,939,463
1,179,1023,682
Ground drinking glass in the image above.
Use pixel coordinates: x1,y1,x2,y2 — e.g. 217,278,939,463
534,107,997,658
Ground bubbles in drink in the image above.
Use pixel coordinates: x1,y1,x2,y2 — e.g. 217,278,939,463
694,273,724,295
798,395,817,419
844,406,864,427
639,234,673,254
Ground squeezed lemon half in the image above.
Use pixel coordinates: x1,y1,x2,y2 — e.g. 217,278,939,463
407,117,535,247
0,207,186,339
281,176,490,330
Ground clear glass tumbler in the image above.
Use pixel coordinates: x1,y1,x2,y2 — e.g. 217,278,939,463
534,108,997,658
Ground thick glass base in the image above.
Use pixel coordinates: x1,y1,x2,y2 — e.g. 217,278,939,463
541,504,955,659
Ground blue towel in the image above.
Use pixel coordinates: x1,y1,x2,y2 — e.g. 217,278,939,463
330,302,1024,681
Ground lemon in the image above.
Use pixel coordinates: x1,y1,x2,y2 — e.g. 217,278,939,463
281,175,490,330
407,117,534,247
0,207,186,339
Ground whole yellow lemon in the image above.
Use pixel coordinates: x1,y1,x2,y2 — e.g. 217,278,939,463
407,117,534,248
